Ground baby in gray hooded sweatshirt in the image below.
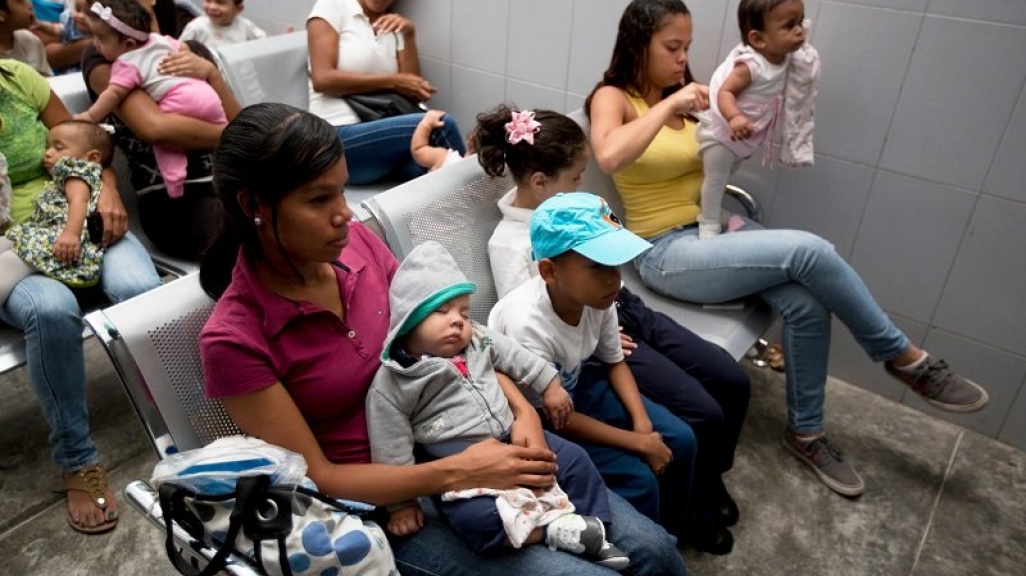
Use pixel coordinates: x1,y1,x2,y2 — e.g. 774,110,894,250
367,241,628,569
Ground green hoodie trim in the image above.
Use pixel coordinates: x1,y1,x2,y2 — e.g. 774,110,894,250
382,281,477,361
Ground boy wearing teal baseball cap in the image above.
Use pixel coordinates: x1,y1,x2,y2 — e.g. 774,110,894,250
489,192,701,543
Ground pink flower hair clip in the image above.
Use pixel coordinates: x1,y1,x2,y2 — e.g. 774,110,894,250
505,110,542,145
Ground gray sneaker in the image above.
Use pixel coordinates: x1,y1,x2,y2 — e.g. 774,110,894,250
782,431,865,497
886,356,989,412
546,514,630,570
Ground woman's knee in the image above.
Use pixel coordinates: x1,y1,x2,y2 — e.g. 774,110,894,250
6,277,81,332
101,235,162,303
762,282,830,327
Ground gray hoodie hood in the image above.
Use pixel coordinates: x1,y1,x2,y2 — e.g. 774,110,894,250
381,241,476,361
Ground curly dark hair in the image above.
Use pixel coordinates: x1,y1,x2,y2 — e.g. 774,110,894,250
473,104,587,183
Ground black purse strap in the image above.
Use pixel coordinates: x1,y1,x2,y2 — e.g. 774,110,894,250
158,475,271,576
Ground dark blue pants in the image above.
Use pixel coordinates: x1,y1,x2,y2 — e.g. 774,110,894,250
568,365,697,538
617,286,751,513
438,431,610,552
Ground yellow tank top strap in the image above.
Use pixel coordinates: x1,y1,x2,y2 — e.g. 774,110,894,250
612,93,704,239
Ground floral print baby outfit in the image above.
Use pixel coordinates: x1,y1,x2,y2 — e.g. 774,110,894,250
4,157,104,287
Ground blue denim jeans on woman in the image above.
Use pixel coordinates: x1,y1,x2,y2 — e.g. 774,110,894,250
635,220,910,434
336,112,465,186
391,488,687,576
0,233,161,471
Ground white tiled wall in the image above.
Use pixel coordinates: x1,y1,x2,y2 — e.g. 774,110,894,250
221,0,1026,451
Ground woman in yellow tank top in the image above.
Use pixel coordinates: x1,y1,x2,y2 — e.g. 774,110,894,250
586,0,988,501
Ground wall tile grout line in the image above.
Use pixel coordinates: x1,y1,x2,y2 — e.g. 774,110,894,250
908,429,964,576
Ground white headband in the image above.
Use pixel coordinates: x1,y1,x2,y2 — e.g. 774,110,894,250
91,2,150,43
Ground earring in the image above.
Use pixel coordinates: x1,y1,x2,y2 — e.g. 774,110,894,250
253,216,264,226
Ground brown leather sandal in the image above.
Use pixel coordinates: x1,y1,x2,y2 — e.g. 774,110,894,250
63,464,119,535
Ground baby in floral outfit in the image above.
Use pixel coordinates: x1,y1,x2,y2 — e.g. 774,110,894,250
0,120,112,304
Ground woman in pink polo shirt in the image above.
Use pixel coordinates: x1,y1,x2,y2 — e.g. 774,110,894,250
197,102,687,576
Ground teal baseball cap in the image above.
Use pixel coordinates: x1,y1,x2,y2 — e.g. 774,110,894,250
530,192,652,266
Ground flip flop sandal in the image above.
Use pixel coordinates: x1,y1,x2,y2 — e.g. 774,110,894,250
63,464,119,535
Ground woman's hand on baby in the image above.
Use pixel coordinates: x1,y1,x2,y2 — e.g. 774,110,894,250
387,504,425,537
53,232,81,265
373,13,416,37
542,381,573,429
394,73,436,101
159,49,217,82
456,438,557,490
728,114,754,140
95,187,128,245
672,82,710,115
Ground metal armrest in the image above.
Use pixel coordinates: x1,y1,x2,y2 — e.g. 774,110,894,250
725,184,762,223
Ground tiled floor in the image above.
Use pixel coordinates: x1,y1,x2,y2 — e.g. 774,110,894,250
1,340,1023,576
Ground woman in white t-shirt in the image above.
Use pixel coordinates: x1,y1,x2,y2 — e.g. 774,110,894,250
307,0,464,185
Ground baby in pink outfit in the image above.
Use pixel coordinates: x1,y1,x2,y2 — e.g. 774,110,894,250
75,0,226,198
695,0,819,239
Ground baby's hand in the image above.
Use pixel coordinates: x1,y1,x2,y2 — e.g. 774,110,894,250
728,114,753,140
418,109,446,130
387,504,425,537
54,231,81,265
542,379,573,429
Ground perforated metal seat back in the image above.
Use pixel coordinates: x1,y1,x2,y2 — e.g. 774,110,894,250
362,156,513,323
86,274,239,456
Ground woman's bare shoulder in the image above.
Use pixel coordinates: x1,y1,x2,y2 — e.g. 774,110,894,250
591,86,636,121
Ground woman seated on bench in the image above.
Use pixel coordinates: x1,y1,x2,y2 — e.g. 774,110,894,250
80,0,241,260
306,0,465,186
197,102,687,576
586,0,989,498
0,58,162,535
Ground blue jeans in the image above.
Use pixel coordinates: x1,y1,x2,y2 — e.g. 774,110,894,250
635,221,910,434
336,113,465,186
390,489,687,576
0,233,161,471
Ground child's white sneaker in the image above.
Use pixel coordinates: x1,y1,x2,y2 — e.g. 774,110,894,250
545,514,630,570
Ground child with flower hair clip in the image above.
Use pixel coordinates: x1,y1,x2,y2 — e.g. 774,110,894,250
478,104,751,554
73,0,227,199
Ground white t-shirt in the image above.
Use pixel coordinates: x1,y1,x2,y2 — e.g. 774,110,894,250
488,188,539,299
306,0,405,126
488,276,623,395
178,15,267,48
0,30,52,77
